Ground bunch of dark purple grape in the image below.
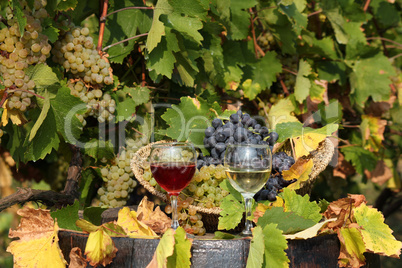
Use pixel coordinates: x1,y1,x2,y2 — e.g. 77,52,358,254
254,152,296,202
197,110,277,168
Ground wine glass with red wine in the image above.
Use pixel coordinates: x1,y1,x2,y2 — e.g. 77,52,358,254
149,142,197,230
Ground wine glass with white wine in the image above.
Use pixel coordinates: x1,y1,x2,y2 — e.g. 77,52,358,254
224,144,272,236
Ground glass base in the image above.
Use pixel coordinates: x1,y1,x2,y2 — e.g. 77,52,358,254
240,229,253,237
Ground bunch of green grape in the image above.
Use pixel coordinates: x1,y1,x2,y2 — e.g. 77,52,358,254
67,80,116,123
52,26,113,86
97,148,138,208
257,31,276,53
0,0,51,112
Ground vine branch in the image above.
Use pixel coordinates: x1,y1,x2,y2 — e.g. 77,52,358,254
97,0,109,52
102,33,148,51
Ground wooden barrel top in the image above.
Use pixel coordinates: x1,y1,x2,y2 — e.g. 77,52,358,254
58,231,380,268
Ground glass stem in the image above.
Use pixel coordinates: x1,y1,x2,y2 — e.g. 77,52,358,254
170,195,179,230
243,197,253,236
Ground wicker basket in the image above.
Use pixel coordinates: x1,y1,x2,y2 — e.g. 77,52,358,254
131,138,334,232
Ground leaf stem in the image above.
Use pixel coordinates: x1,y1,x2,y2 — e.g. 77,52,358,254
307,9,322,17
249,8,259,59
106,6,154,17
102,33,148,51
366,37,402,48
363,0,371,12
282,68,297,76
97,0,109,52
11,88,45,99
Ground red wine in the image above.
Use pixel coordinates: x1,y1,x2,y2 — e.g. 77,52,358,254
150,162,196,195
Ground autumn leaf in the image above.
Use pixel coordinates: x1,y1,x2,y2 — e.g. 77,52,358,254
338,227,366,268
360,115,386,152
354,203,402,258
323,194,366,219
117,206,158,238
253,197,284,223
333,152,355,179
69,247,87,268
7,207,67,268
1,99,27,126
282,158,313,190
84,227,117,267
268,98,299,129
292,133,327,159
137,196,171,234
147,228,175,268
364,160,393,185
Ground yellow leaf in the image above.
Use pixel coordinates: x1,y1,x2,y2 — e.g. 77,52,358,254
147,228,175,268
338,227,366,268
354,203,402,258
253,197,284,223
84,228,117,267
137,196,155,221
7,206,67,268
359,115,386,152
282,158,314,190
268,98,299,129
292,133,326,159
117,207,158,238
1,100,27,126
284,218,336,240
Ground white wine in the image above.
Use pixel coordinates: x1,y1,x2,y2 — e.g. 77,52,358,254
225,168,271,196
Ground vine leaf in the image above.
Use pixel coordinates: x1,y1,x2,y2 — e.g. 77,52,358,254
117,207,158,238
1,100,27,126
246,226,265,268
26,64,59,89
167,227,192,268
268,98,299,129
294,60,311,103
12,0,27,36
84,227,118,267
359,115,387,152
7,207,67,267
147,228,175,268
137,196,171,234
147,0,173,53
275,121,338,143
258,207,316,234
354,203,402,258
280,188,321,223
338,227,366,268
262,223,289,268
51,200,80,231
69,247,87,268
282,158,313,190
56,0,78,11
341,146,377,175
29,91,50,141
349,53,395,107
218,194,244,231
284,219,336,240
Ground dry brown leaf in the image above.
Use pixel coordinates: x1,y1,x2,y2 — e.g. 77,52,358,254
333,152,355,179
323,195,366,219
137,197,171,234
69,247,87,268
364,160,393,185
137,196,155,222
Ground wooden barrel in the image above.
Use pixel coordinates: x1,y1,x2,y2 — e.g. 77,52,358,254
58,231,380,268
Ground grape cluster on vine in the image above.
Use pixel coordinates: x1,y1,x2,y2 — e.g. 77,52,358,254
0,0,51,112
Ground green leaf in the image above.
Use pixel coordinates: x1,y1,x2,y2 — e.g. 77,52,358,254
4,124,26,165
321,0,348,44
219,179,243,202
213,231,240,240
51,200,80,231
349,53,395,107
317,61,347,85
167,0,207,20
262,224,289,268
12,0,26,37
147,0,173,52
147,34,177,78
246,226,265,268
51,86,85,142
41,18,60,43
57,0,78,11
279,3,307,34
294,60,311,103
83,139,115,161
26,65,59,89
280,188,322,223
174,50,199,87
243,51,282,100
341,146,377,175
29,91,50,142
160,96,224,155
84,207,108,226
218,194,244,231
268,98,299,129
354,203,402,257
162,13,203,45
257,207,316,234
167,227,192,268
275,121,339,143
24,108,60,162
371,0,400,27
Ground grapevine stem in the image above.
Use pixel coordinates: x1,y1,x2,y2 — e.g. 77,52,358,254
97,0,109,52
389,53,402,61
10,88,45,99
282,67,297,76
278,76,290,96
307,9,322,17
106,6,154,17
366,37,402,48
249,8,259,59
363,0,371,12
102,33,148,51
